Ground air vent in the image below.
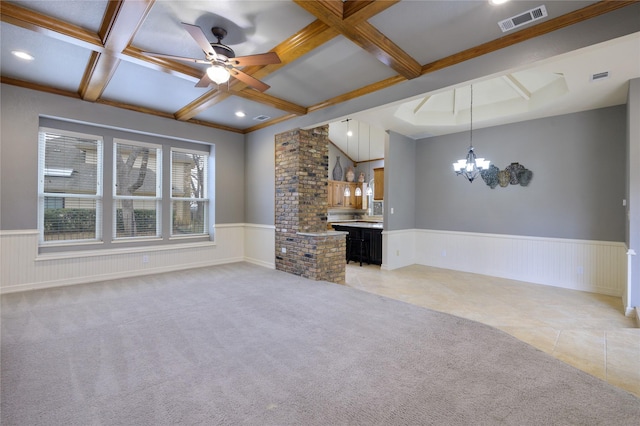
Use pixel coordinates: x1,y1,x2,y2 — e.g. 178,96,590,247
253,115,271,122
498,5,547,32
590,71,610,82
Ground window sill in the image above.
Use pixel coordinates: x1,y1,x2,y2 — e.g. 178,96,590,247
36,240,216,261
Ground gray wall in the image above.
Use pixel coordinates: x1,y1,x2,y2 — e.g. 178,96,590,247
385,131,416,231
244,129,275,225
0,84,245,230
413,106,627,241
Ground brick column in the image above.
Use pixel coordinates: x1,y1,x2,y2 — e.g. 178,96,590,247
275,126,346,284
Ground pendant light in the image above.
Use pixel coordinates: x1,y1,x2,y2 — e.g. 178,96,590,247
453,84,490,182
344,119,351,197
366,125,373,196
355,121,362,197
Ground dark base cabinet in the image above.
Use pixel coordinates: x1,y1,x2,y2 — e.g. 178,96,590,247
332,224,383,265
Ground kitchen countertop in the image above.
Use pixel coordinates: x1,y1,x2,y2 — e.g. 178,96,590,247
331,222,383,229
329,219,383,223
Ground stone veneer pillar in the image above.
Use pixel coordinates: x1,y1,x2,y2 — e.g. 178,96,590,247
275,126,346,284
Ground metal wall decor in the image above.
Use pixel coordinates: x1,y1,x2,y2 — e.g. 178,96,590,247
480,162,533,189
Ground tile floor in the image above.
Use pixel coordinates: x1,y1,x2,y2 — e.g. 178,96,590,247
346,263,640,398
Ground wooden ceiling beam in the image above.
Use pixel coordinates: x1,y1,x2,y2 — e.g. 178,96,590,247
0,2,102,50
420,0,639,75
293,0,421,79
232,90,307,116
79,0,155,101
122,46,203,80
0,76,82,99
342,0,400,23
174,89,232,121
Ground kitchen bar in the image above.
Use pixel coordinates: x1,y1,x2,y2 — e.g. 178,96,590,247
331,222,383,266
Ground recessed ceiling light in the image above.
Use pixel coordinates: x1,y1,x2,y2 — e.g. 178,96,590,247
11,50,34,61
490,0,510,5
235,111,246,117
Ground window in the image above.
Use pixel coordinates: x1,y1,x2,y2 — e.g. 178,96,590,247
38,128,103,243
38,120,213,250
171,149,208,236
114,140,161,239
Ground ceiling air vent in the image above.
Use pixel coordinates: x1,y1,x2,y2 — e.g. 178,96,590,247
498,5,547,32
253,115,271,122
590,71,610,82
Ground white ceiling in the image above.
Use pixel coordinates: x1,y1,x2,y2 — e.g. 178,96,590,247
1,1,639,162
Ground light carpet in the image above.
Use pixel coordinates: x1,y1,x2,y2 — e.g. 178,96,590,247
2,262,639,425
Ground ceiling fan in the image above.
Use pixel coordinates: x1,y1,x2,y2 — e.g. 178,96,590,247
143,23,281,92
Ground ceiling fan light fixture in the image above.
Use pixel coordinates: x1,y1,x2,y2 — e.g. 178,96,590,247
207,64,230,85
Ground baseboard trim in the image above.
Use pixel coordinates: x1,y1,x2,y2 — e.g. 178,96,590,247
244,257,276,269
0,257,244,294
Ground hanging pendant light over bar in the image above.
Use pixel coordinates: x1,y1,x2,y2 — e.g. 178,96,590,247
366,124,373,197
344,119,351,197
355,121,362,197
453,84,490,182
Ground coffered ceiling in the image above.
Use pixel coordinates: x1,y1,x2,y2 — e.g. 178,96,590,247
2,0,639,160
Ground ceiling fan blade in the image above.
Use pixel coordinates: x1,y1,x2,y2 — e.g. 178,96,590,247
229,52,281,67
181,22,216,57
195,73,212,88
230,69,270,92
142,51,209,64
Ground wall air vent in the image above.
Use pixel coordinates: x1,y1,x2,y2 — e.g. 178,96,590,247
253,115,271,121
590,71,610,82
498,5,548,32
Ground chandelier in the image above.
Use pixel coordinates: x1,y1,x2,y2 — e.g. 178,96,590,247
453,84,490,182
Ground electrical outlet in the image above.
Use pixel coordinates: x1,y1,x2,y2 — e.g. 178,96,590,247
142,255,149,263
282,247,286,253
441,250,447,257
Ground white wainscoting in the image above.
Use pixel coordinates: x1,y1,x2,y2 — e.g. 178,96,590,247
0,225,246,294
384,229,627,297
381,229,416,271
244,224,275,269
3,226,627,298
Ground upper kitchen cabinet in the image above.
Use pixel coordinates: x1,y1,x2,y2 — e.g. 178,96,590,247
373,168,384,200
329,181,362,209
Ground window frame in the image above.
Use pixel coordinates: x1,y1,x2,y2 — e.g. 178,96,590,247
37,127,104,245
170,147,209,238
112,139,163,241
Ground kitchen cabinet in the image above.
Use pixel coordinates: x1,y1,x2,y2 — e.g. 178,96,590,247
329,181,345,207
373,168,384,200
328,180,362,209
